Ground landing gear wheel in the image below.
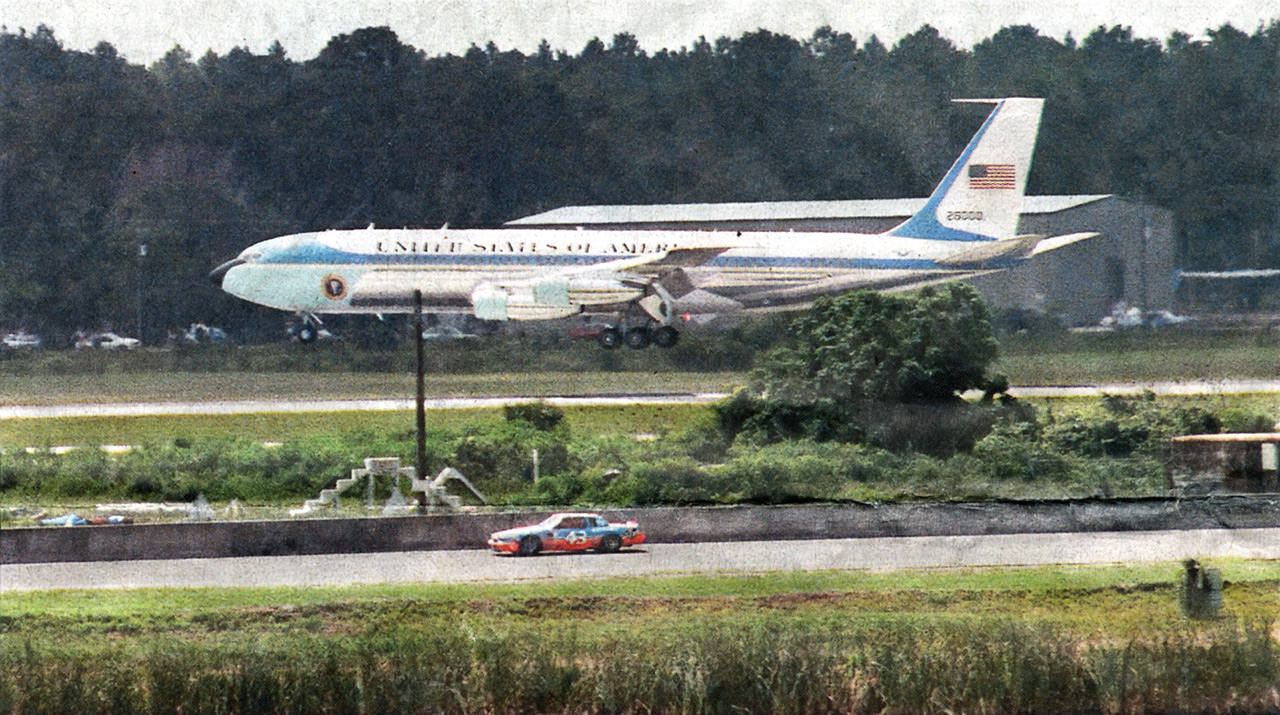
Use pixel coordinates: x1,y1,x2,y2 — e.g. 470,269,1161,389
624,327,651,350
596,533,622,553
597,327,621,350
517,535,542,556
652,326,679,348
296,324,317,344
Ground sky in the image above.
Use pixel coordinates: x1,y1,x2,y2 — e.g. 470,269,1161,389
3,0,1279,65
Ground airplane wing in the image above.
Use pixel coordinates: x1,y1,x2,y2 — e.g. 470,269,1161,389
735,269,999,311
347,246,735,316
735,232,1099,312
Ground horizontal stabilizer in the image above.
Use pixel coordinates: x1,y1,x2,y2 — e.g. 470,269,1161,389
935,234,1043,269
1028,232,1100,256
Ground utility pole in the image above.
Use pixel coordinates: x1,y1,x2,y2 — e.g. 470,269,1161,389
414,290,427,495
136,244,146,344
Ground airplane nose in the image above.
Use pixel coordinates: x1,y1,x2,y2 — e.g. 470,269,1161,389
209,258,246,287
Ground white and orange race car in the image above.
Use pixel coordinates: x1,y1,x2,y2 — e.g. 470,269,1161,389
487,512,645,556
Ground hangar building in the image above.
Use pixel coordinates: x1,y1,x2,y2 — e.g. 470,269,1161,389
508,195,1175,327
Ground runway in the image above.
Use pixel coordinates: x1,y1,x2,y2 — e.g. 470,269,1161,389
4,527,1278,592
2,380,1276,419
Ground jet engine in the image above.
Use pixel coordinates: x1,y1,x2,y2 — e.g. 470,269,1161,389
471,277,643,321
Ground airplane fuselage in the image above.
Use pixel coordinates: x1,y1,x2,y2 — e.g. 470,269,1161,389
218,226,985,315
211,98,1065,346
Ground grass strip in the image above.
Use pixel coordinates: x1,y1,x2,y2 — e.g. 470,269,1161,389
2,562,1277,714
0,371,743,406
0,404,711,447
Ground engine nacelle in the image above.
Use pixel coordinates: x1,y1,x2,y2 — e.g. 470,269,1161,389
565,277,644,306
472,283,581,321
472,277,642,321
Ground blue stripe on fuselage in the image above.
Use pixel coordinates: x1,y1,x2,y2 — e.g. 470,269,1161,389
259,244,944,271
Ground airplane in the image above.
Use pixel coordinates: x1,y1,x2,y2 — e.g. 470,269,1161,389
210,97,1095,348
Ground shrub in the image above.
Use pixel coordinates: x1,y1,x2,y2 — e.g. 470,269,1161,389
630,458,723,505
502,401,566,431
1216,407,1276,433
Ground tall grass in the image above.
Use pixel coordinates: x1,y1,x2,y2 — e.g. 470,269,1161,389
3,617,1276,714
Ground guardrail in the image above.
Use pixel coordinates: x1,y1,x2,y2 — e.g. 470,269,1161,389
4,496,1279,565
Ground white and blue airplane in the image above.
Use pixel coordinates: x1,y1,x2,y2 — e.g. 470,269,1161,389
211,97,1094,348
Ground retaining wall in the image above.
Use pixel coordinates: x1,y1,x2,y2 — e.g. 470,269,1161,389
4,496,1279,565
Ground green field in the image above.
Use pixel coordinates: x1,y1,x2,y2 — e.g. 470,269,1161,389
0,404,711,448
997,329,1280,383
0,371,744,406
3,562,1278,714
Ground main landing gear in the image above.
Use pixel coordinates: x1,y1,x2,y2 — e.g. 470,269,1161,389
596,324,679,350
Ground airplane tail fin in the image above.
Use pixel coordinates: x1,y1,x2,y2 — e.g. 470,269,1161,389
888,97,1043,242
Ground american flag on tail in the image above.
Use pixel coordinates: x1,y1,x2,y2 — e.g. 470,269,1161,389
968,164,1016,189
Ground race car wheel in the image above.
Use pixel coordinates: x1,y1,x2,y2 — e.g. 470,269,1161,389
597,534,622,553
517,535,542,556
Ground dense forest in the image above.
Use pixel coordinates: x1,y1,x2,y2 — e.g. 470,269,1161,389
1,21,1278,341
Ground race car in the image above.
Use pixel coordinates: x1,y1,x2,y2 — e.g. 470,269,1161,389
487,512,645,556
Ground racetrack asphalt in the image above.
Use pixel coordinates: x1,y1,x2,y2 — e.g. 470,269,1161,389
4,527,1278,592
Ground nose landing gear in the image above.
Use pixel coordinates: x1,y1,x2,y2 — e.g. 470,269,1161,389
289,314,323,344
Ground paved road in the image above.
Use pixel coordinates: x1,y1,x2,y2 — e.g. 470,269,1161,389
5,528,1277,592
3,380,1278,419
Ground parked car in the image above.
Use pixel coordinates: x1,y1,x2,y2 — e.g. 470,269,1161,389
2,331,41,348
488,512,645,556
74,331,140,349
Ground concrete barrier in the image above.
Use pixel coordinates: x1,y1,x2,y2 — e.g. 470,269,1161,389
4,496,1279,564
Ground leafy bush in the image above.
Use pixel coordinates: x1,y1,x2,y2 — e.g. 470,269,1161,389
502,401,565,431
721,285,1012,454
1043,394,1271,458
451,422,576,494
629,458,724,505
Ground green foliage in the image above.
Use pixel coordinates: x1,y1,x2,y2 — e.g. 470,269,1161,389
3,615,1278,714
731,285,1005,454
502,401,565,431
1041,392,1267,458
452,421,575,492
1,395,1272,508
758,284,999,404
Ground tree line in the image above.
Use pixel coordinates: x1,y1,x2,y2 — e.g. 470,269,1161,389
1,21,1278,341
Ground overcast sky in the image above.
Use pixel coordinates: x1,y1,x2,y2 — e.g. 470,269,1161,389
4,0,1279,65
